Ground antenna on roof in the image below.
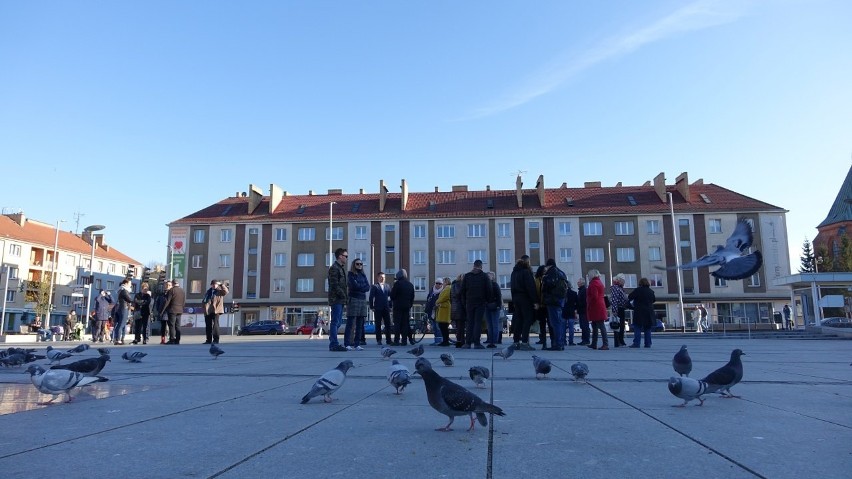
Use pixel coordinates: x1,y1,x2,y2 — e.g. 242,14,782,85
73,211,85,234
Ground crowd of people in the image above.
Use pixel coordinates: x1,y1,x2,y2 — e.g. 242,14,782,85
325,248,659,353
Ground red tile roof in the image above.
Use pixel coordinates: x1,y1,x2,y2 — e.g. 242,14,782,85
170,183,785,225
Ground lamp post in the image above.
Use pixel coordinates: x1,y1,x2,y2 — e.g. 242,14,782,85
329,201,337,267
45,219,66,328
667,192,686,333
607,239,614,287
1,265,9,336
83,225,105,329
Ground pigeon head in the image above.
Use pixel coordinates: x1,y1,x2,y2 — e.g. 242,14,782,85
336,360,355,373
414,357,433,374
732,349,745,358
668,377,682,394
680,345,688,351
25,365,45,376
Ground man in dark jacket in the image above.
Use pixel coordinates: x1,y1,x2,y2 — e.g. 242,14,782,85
510,255,538,351
327,248,349,352
389,269,415,345
576,278,590,345
562,283,579,346
368,272,392,345
541,258,567,350
461,259,491,349
162,279,186,345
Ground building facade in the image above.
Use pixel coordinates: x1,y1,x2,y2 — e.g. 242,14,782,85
167,173,792,330
0,213,143,333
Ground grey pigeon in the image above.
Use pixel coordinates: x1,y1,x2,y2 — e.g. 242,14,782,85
25,365,108,404
380,347,397,360
97,348,111,356
122,351,147,363
51,355,111,377
439,353,455,367
407,343,424,357
24,352,46,364
701,349,745,398
532,355,551,379
468,366,490,389
0,353,27,367
668,376,709,407
67,344,90,354
45,346,73,365
414,357,505,431
673,345,692,377
7,347,36,355
570,362,589,382
209,343,225,359
387,359,412,394
493,344,516,360
301,360,354,404
655,220,762,280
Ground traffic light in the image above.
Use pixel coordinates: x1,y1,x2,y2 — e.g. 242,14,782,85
143,267,152,280
232,302,240,312
126,264,136,279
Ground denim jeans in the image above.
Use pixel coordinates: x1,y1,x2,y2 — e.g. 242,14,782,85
113,306,129,342
430,317,444,344
329,303,344,348
546,306,564,348
632,327,652,347
567,319,576,344
485,309,500,345
344,316,364,347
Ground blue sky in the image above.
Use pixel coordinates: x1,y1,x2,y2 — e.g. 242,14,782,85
1,0,850,270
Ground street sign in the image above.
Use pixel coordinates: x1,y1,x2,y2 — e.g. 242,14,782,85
71,292,84,297
73,300,83,305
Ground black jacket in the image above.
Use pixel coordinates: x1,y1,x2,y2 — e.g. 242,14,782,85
510,261,537,303
628,286,656,328
461,269,491,307
576,285,587,320
389,279,415,311
561,288,578,319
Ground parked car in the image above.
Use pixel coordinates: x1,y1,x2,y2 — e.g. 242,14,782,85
238,320,287,335
336,321,376,334
820,316,852,327
294,324,315,335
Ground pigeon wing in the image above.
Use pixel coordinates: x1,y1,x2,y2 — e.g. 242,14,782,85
301,369,345,403
438,378,483,414
725,221,754,252
711,251,763,280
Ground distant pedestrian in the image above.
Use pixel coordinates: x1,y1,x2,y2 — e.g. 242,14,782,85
390,269,415,345
132,282,152,345
435,277,452,346
562,282,578,346
327,248,349,352
154,281,171,344
485,272,502,348
586,269,609,350
461,259,491,349
510,255,537,351
783,304,793,330
64,310,77,341
202,279,229,344
610,273,629,347
541,259,568,351
628,277,656,348
369,272,393,345
576,279,590,345
451,274,466,348
93,290,113,343
345,258,370,351
425,278,445,345
162,279,186,345
112,279,133,345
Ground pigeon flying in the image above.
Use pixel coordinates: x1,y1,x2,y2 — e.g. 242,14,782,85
25,365,108,404
407,343,424,357
701,349,745,398
122,351,147,363
570,362,589,382
532,355,551,379
209,343,225,359
468,366,490,389
655,220,762,280
493,344,516,360
301,360,354,404
387,359,412,395
414,357,505,432
51,355,110,377
439,353,455,367
673,345,692,377
668,376,709,407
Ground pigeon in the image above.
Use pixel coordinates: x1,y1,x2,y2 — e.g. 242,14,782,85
387,359,412,394
439,353,455,367
380,347,397,360
414,357,505,431
0,353,27,367
209,343,225,359
45,346,73,364
701,349,745,398
655,220,762,280
673,345,692,377
7,347,36,355
668,376,709,407
25,365,108,404
67,344,90,354
122,351,147,363
51,355,111,377
407,343,424,357
468,366,490,389
570,362,589,382
532,355,551,379
301,360,354,404
97,348,111,356
493,344,516,360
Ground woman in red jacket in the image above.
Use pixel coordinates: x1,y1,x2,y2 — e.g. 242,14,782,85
585,269,609,350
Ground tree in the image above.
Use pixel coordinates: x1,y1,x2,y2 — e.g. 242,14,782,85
799,238,816,273
31,280,54,326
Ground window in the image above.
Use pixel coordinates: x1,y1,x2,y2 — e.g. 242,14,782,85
273,278,285,292
413,225,426,238
499,275,510,289
193,230,205,243
748,270,760,287
467,250,486,264
714,277,728,288
615,221,634,236
298,227,316,241
559,248,573,263
355,226,367,240
105,280,114,291
623,274,638,288
108,264,116,274
273,253,286,267
584,248,605,262
558,222,572,236
679,219,690,227
467,224,486,238
325,252,334,267
5,290,14,302
297,253,315,267
297,278,314,292
650,274,664,287
680,240,691,248
583,222,602,236
436,225,455,239
497,223,511,238
616,247,635,262
249,227,259,235
414,277,427,291
7,266,18,280
190,280,203,294
413,250,426,265
648,246,662,262
61,295,71,306
221,229,233,243
325,227,344,241
437,250,456,264
8,244,21,257
529,221,540,229
191,255,203,268
708,219,722,234
646,220,661,235
220,254,231,268
498,249,512,264
274,228,287,241
385,224,396,232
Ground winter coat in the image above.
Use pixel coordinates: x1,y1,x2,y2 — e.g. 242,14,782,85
510,261,537,303
327,261,348,305
628,285,656,329
561,288,578,320
163,285,186,314
450,280,465,320
461,269,490,307
389,278,415,312
435,286,452,324
347,271,370,300
94,294,113,322
576,285,587,320
541,266,567,307
586,277,608,322
202,284,229,315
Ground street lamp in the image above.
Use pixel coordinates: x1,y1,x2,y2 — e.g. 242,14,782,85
83,225,105,327
45,219,66,328
329,201,337,267
667,192,686,333
607,239,614,287
1,265,9,336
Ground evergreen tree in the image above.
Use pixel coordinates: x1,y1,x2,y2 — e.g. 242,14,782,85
799,238,816,273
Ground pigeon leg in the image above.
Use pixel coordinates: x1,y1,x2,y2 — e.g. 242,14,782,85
436,417,455,432
323,394,334,403
467,414,477,431
696,397,705,406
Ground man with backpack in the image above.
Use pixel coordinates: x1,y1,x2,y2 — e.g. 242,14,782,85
541,258,568,351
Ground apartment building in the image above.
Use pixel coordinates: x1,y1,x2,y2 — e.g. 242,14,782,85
167,172,792,331
0,213,143,332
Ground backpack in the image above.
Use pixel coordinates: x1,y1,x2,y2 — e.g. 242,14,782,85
545,268,568,301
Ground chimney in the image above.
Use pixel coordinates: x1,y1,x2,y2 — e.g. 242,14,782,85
536,175,545,207
451,185,468,192
328,188,343,195
615,181,622,187
359,188,365,194
401,179,409,211
434,186,439,192
379,179,388,212
486,185,491,191
642,181,651,186
560,182,567,188
515,175,523,208
248,184,264,214
653,172,667,203
675,172,689,202
692,178,704,185
6,212,25,227
584,182,602,188
269,184,283,214
235,191,240,198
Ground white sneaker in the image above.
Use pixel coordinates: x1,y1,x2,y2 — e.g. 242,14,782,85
355,346,364,351
345,346,353,351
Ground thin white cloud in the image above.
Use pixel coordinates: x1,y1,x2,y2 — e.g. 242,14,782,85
456,0,750,121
